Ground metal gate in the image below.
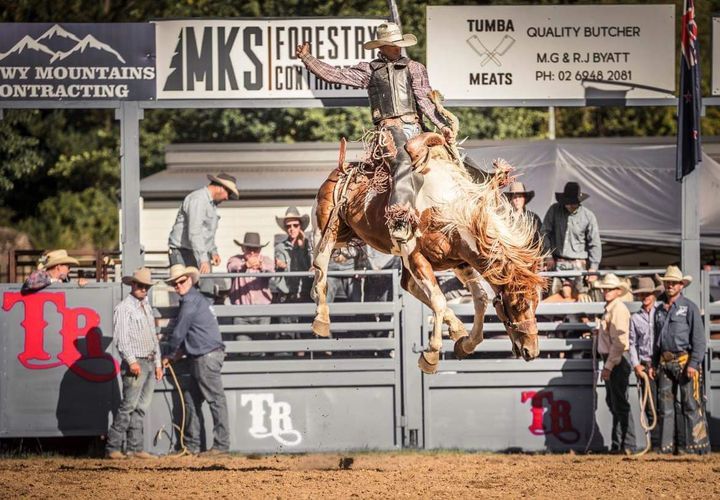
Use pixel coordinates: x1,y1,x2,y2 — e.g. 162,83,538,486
1,270,719,452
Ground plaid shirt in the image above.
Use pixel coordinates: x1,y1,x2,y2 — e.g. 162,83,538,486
113,294,161,368
301,53,448,130
21,269,69,294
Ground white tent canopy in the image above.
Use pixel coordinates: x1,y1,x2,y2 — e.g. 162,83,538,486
141,137,720,248
465,139,720,247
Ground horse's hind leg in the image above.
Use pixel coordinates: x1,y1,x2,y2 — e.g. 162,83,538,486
452,264,489,359
310,204,340,338
402,252,447,374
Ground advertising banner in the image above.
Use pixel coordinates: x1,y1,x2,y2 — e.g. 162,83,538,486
427,5,675,101
155,18,382,99
0,23,155,100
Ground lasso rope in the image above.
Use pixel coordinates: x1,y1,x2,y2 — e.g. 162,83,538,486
584,331,599,454
153,361,189,456
631,370,657,458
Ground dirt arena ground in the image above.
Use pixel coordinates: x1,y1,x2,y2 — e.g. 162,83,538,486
1,452,719,499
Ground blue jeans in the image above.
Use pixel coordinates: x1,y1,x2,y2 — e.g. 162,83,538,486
106,358,156,453
184,350,230,452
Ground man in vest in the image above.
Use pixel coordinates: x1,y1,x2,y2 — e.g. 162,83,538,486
297,22,453,251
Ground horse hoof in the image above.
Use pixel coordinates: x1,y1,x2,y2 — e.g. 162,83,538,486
453,337,474,359
312,318,331,338
418,352,438,374
447,324,468,341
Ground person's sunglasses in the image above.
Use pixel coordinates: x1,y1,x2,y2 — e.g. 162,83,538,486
286,223,300,229
173,277,189,288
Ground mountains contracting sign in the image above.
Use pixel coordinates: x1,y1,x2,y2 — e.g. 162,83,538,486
0,23,155,100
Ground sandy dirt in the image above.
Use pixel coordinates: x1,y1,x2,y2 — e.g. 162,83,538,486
0,452,718,499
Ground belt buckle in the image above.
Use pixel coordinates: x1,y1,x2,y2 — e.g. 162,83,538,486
661,351,674,362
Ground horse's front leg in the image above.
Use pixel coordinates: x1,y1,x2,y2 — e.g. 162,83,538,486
310,213,339,338
405,251,446,374
453,265,489,359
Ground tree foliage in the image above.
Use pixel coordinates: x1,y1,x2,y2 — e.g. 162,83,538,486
1,0,719,250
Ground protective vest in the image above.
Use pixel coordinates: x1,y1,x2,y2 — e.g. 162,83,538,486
367,57,417,124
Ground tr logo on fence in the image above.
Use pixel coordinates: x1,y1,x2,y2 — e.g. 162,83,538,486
241,393,302,446
2,291,119,382
521,390,580,444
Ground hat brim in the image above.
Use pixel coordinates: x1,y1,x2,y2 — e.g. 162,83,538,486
207,174,239,200
504,190,535,204
45,256,80,268
276,214,310,231
658,275,692,286
555,192,590,204
122,276,155,287
234,239,269,249
363,34,417,50
632,287,662,295
165,268,200,286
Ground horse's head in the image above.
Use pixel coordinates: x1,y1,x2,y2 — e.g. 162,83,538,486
493,288,539,361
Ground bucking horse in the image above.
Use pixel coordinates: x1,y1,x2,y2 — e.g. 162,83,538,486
310,101,545,374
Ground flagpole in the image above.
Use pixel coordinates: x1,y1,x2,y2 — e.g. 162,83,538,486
681,166,701,304
678,0,702,304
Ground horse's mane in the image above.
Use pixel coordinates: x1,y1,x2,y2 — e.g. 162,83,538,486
434,157,545,306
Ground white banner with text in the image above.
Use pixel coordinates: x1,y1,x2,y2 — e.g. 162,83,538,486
427,5,675,101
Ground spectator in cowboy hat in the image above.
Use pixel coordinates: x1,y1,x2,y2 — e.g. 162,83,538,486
227,232,274,331
106,267,162,460
651,265,709,454
163,264,229,456
168,172,239,296
272,206,312,304
504,181,542,245
541,181,601,294
21,249,87,294
594,273,635,453
628,275,663,450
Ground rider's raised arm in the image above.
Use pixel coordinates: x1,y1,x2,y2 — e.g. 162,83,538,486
408,60,449,131
298,45,372,89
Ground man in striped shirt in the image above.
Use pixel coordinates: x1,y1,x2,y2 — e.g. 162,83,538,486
297,22,453,249
106,268,162,459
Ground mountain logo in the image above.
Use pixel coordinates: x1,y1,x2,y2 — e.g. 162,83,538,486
0,24,126,64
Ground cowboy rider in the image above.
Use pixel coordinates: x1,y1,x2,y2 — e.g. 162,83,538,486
297,21,454,249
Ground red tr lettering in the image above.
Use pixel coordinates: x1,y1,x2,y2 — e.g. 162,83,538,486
2,291,119,382
521,390,580,444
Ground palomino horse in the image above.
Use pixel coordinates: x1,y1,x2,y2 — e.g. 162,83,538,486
310,132,545,374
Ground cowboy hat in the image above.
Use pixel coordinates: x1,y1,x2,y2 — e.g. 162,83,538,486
631,276,662,295
594,273,631,293
504,182,535,204
555,182,590,204
234,232,268,249
276,206,310,231
121,267,155,287
165,264,200,285
207,172,239,200
41,249,79,269
657,265,692,286
363,22,418,50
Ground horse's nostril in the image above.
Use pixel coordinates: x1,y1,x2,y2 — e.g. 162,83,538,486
522,347,531,359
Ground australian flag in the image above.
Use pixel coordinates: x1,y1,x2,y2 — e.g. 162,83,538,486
676,0,701,181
